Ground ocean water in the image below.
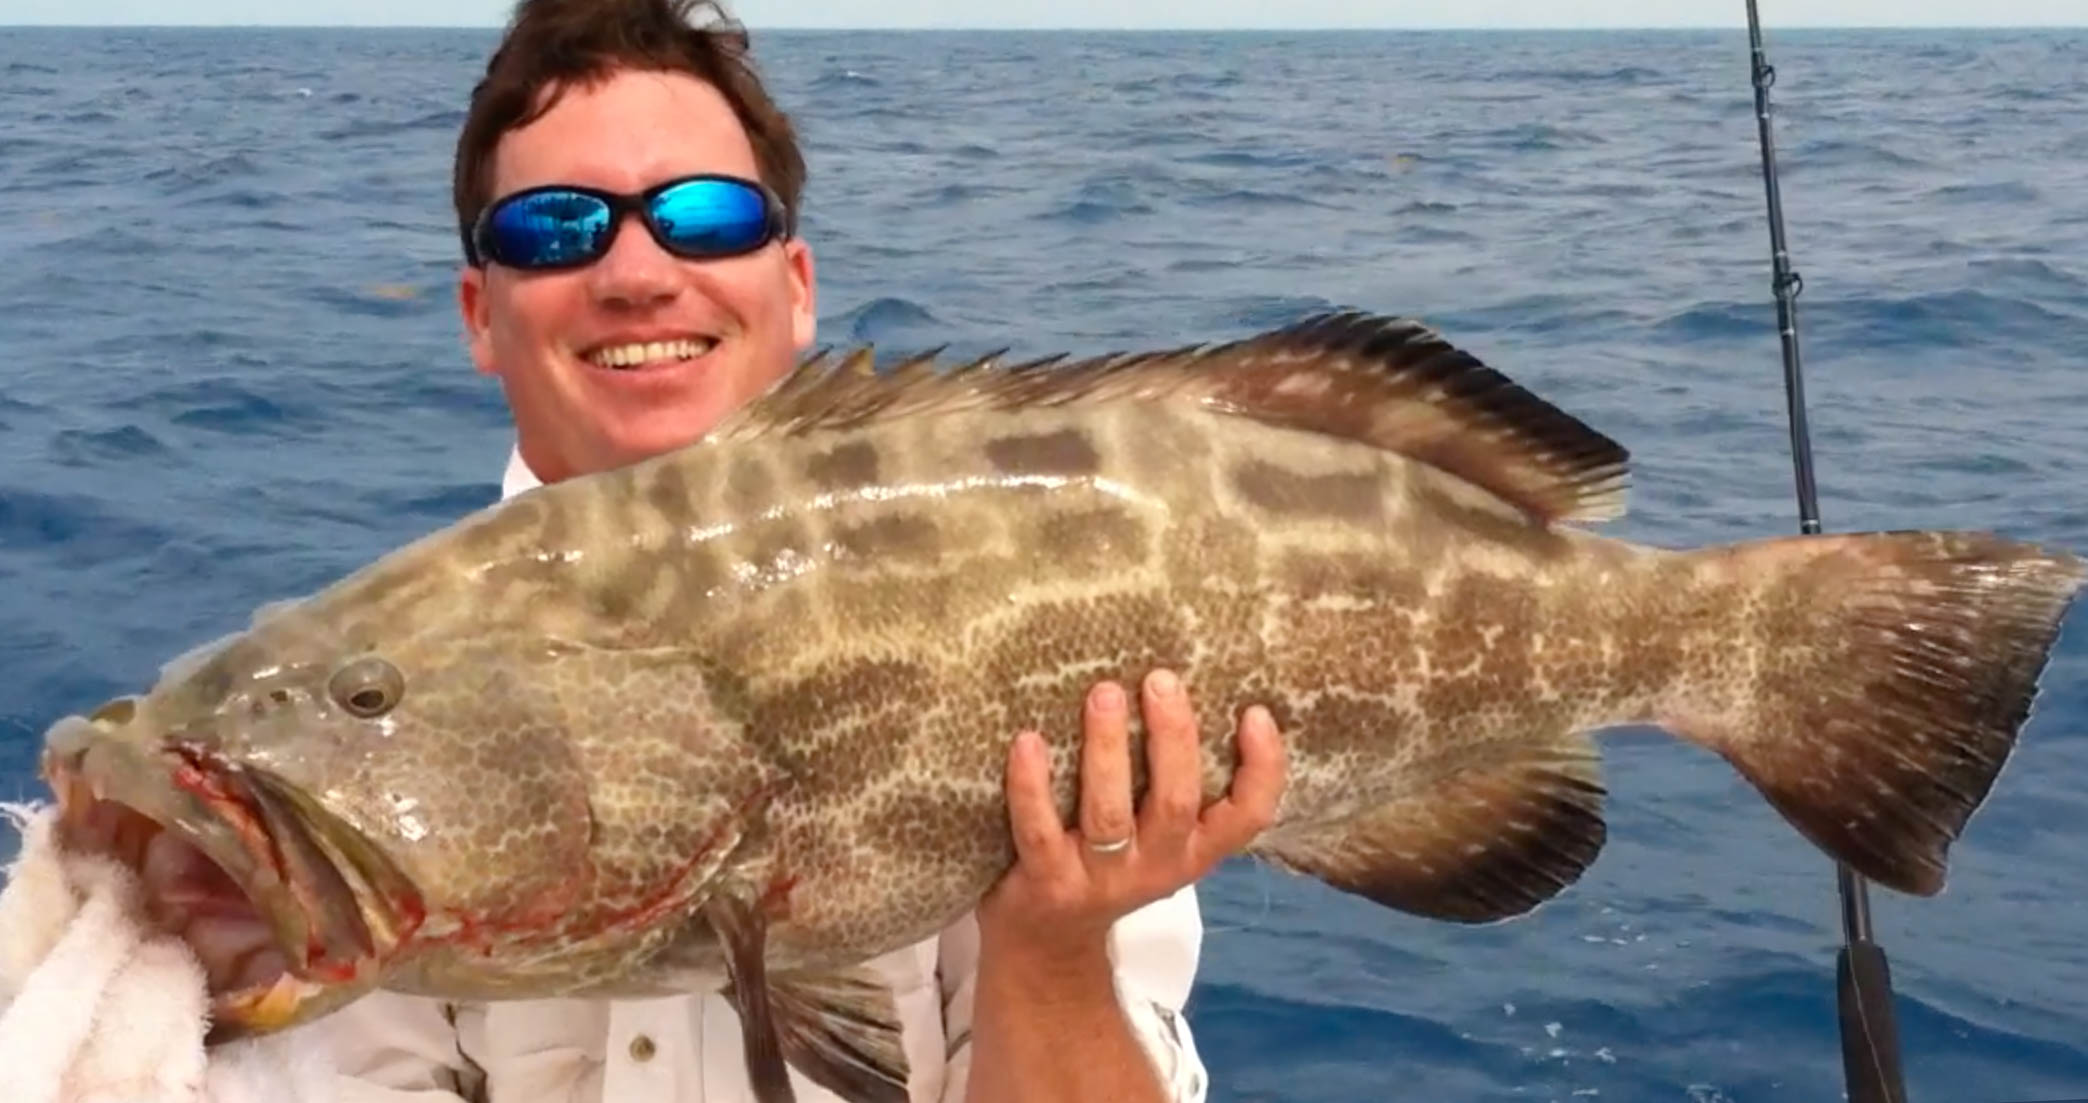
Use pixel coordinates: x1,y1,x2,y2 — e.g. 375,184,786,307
4,23,2087,1102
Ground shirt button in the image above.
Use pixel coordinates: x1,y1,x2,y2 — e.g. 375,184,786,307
629,1034,657,1062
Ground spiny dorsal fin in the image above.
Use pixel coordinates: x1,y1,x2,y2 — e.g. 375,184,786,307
714,311,1629,525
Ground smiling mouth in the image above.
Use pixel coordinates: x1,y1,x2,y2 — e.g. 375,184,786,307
586,337,717,370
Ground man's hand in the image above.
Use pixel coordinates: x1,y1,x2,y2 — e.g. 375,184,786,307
958,670,1286,1103
976,667,1288,962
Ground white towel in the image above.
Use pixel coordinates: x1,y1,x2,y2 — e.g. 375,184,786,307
0,801,339,1103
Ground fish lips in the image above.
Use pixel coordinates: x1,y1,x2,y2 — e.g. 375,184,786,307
41,707,422,1039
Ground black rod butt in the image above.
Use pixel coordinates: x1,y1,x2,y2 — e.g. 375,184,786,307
1838,940,1910,1103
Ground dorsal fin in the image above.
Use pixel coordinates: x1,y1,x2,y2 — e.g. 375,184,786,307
713,311,1630,525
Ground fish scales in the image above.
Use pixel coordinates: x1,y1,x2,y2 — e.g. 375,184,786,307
495,389,1733,977
35,312,2085,1103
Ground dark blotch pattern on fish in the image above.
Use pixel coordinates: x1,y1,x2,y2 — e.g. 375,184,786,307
1231,459,1386,523
1028,506,1147,572
805,440,882,492
833,514,942,566
984,428,1101,478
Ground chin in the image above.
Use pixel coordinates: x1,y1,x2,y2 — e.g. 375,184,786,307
595,420,726,473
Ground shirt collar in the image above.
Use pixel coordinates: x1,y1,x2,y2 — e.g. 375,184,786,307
500,444,542,501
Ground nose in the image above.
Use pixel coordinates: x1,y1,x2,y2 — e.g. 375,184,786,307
586,212,681,310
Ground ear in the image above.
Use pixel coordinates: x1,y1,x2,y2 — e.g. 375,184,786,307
458,264,497,376
784,238,817,351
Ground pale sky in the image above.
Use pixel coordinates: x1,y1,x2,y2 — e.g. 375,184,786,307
6,0,2082,28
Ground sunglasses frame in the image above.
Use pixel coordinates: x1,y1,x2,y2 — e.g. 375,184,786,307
464,172,794,270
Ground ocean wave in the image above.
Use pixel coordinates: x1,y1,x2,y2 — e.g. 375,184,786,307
315,108,466,142
0,486,176,557
824,296,945,345
1808,288,2080,350
927,181,1019,204
102,377,318,439
811,68,879,90
1392,224,1483,245
145,152,267,192
1041,197,1150,225
48,425,170,466
1926,181,2041,205
1651,300,1774,342
1430,295,1642,338
1183,185,1335,211
1183,148,1324,171
1224,295,1354,330
1785,136,1933,172
1962,257,2088,297
1472,123,1612,152
360,480,501,524
298,282,448,319
1504,63,1670,84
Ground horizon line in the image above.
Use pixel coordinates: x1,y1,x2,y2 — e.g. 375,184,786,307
5,20,2085,30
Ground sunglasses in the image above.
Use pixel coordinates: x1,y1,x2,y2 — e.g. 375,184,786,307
465,173,793,271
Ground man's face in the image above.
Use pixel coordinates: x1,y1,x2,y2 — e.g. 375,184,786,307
460,67,816,485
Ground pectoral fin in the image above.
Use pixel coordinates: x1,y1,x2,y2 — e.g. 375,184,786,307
762,965,910,1103
706,896,795,1103
708,897,910,1103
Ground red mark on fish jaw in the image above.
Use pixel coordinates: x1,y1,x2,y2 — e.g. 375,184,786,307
167,746,427,983
169,754,344,975
306,955,369,985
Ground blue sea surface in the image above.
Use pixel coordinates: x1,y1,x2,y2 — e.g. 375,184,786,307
3,23,2086,1103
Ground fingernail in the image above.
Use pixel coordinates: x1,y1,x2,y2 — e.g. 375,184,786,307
1148,669,1180,697
1243,705,1273,735
1092,681,1124,711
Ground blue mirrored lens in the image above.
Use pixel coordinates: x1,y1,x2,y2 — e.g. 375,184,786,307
650,178,772,256
484,191,613,268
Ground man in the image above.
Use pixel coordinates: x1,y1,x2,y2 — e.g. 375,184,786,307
0,1,1287,1100
330,1,1289,1099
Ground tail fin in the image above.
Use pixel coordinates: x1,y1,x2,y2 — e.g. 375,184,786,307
1669,531,2084,896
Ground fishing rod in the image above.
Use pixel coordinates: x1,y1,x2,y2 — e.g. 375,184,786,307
1740,5,1909,1102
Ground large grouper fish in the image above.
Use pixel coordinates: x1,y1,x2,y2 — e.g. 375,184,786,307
36,312,2085,1102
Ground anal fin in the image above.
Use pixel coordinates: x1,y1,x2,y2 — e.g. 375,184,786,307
1249,739,1607,923
708,897,911,1103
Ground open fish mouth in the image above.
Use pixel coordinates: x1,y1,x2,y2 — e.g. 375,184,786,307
42,709,422,1040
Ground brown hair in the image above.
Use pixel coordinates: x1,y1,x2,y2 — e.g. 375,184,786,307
452,0,805,261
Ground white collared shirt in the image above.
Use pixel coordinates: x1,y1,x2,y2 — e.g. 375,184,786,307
303,446,1210,1103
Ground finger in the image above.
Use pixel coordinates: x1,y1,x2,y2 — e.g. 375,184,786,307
1198,705,1288,860
1077,680,1137,857
1137,668,1204,859
1004,730,1078,881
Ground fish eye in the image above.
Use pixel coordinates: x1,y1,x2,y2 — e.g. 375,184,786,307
328,656,404,718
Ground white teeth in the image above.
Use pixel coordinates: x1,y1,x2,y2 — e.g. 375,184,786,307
588,338,715,369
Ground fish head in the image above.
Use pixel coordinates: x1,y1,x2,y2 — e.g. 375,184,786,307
40,584,613,1040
